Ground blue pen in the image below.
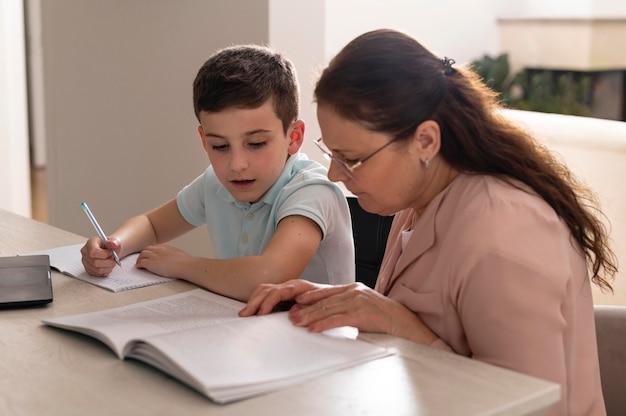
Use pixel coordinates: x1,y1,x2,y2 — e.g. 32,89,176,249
80,202,122,267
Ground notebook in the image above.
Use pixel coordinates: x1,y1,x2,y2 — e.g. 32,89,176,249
28,244,174,292
0,255,53,308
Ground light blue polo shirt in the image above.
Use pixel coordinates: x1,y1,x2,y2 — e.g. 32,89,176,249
176,152,355,285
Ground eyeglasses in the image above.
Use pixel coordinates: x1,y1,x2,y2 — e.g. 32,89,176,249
314,137,397,177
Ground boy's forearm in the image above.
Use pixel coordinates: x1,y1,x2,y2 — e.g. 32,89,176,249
111,215,158,258
175,256,292,302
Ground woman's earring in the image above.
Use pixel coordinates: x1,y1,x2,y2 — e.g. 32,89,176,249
423,158,430,169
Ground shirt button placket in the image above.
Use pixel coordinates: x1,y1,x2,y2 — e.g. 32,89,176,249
239,211,254,253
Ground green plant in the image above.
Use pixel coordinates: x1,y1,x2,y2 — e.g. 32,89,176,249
471,53,515,104
470,54,593,117
513,71,593,117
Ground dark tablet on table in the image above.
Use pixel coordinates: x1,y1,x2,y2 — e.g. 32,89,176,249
0,255,53,308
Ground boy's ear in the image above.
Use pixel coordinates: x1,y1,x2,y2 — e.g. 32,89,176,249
198,125,209,154
287,119,305,155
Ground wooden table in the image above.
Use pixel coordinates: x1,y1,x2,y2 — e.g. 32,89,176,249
0,209,560,415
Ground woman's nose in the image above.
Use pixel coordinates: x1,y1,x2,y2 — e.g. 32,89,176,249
327,160,352,182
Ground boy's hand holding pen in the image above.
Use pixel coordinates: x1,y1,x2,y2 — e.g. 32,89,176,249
81,202,122,267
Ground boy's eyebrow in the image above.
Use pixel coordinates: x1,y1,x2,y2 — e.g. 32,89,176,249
244,128,273,137
203,128,274,139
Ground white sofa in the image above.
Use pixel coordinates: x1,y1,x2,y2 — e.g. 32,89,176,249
501,109,626,305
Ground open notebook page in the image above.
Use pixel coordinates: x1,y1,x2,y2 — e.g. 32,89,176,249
27,243,174,292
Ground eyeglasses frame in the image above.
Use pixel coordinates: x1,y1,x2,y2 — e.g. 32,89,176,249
314,137,399,177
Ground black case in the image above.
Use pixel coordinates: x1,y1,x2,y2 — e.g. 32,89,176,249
0,255,53,308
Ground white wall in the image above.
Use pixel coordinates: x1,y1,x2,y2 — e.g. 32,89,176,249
592,0,626,16
0,0,31,217
503,109,626,305
269,0,325,162
501,0,626,18
324,0,514,67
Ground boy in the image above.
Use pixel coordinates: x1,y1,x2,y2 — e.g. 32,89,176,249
81,45,355,301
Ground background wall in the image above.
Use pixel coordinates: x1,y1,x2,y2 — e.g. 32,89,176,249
501,0,626,17
324,0,509,65
0,0,30,217
268,0,325,167
34,0,273,256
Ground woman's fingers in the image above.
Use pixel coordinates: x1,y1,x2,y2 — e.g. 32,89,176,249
294,282,358,304
240,279,328,317
288,283,391,333
239,281,296,316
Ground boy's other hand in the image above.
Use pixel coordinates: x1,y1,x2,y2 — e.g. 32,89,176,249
135,244,190,279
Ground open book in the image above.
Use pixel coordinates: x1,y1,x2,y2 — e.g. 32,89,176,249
42,289,392,403
28,243,174,292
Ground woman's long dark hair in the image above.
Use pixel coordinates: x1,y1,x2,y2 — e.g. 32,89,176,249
315,28,616,291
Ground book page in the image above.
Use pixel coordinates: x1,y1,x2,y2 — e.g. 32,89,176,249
43,289,244,358
28,243,174,292
129,310,392,403
44,289,392,403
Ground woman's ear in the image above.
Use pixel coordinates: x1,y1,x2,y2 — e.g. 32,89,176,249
287,120,305,155
413,120,441,162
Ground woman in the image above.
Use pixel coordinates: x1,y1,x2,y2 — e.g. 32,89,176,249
240,29,617,415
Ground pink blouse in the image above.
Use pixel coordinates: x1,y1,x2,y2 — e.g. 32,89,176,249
376,173,605,415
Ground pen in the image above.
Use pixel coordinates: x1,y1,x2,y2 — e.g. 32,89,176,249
80,202,122,267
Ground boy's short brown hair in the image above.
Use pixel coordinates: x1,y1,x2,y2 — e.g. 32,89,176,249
193,44,299,134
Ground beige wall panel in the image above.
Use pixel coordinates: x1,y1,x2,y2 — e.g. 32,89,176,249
41,0,270,256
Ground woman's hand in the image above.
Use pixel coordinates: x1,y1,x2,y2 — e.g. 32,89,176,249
240,279,438,345
239,279,323,316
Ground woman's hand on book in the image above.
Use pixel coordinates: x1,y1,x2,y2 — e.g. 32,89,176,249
240,279,319,316
240,279,437,344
